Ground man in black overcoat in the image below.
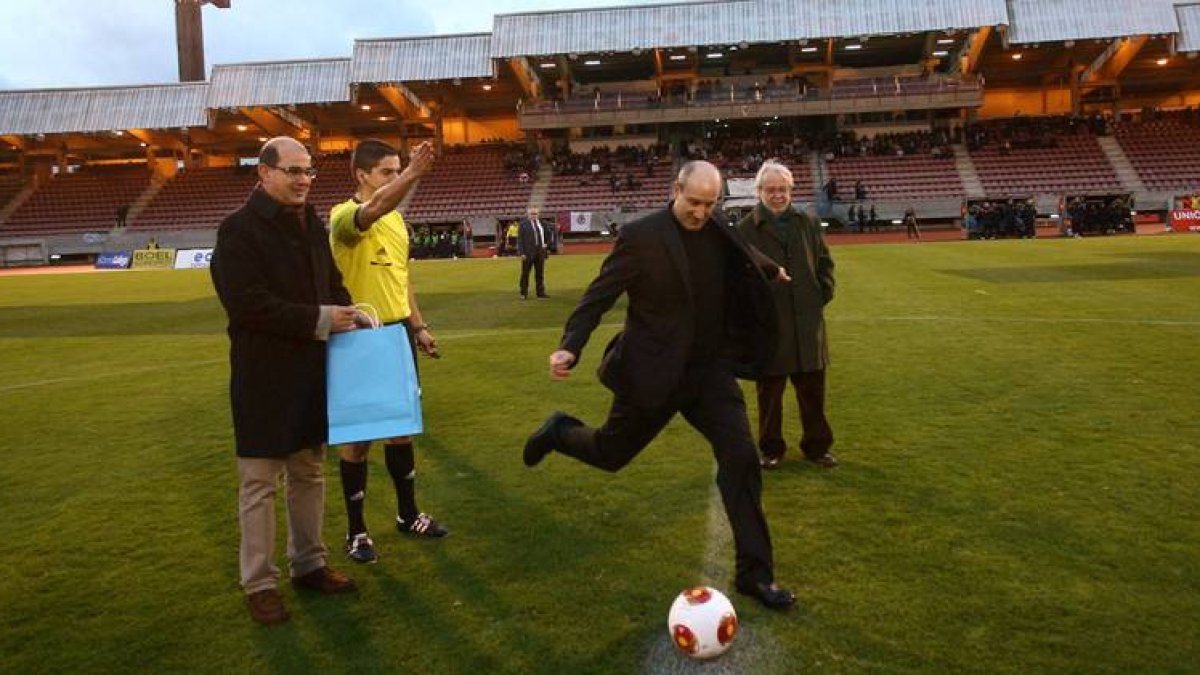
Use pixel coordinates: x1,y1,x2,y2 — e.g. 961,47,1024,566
210,137,362,625
523,161,797,610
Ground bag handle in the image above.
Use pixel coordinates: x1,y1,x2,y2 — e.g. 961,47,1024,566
354,303,381,329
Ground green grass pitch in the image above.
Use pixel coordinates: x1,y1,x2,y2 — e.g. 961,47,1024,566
0,234,1197,673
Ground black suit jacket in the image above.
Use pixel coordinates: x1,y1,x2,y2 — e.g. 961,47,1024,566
559,207,779,410
517,218,553,257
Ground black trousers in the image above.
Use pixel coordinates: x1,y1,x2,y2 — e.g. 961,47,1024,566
556,362,775,587
519,252,546,296
755,369,833,460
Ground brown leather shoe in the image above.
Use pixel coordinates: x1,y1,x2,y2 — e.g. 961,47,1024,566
291,566,357,594
246,589,290,625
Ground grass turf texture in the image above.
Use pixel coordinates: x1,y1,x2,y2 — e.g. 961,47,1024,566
0,235,1197,673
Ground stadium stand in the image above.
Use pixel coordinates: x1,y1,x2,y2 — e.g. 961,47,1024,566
966,118,1122,196
0,173,26,212
542,145,675,213
825,153,965,200
403,144,534,222
130,166,256,231
1114,117,1200,192
2,166,151,235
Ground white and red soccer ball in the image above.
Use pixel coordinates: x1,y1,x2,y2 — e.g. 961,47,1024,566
668,586,739,659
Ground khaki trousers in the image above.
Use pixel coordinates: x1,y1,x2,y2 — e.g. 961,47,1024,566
237,449,328,594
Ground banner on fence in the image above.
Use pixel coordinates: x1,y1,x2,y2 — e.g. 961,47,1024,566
1168,210,1200,233
95,251,133,270
569,211,593,232
173,248,213,269
131,248,177,269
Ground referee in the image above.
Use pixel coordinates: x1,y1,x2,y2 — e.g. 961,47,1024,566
329,139,446,565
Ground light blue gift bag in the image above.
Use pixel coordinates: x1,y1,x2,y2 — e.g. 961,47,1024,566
327,321,423,444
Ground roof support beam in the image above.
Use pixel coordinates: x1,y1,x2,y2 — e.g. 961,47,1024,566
126,128,189,153
558,55,572,98
1081,36,1148,85
239,107,308,139
1,135,26,152
957,26,992,75
507,57,540,101
377,83,432,120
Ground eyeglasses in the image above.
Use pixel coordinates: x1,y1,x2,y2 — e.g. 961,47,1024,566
761,186,793,195
266,165,318,179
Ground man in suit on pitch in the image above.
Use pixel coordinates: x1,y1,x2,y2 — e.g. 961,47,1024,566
523,161,797,610
517,206,552,299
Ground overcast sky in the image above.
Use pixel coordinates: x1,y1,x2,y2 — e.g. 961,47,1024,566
0,0,648,90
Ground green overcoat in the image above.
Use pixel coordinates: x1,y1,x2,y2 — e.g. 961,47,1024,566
737,204,835,375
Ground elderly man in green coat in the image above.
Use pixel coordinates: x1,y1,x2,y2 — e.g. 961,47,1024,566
737,160,838,469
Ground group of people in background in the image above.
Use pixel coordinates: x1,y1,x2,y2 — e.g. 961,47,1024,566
409,224,470,259
965,199,1038,239
1064,196,1134,236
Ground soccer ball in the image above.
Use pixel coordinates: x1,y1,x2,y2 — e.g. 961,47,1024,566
667,586,739,660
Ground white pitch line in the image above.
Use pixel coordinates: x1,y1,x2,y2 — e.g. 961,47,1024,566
640,482,788,674
0,359,223,394
834,314,1200,327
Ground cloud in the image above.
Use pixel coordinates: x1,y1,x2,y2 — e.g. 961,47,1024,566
0,0,643,90
201,0,438,69
0,0,178,88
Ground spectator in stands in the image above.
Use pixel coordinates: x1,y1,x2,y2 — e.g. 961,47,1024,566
517,206,552,299
328,139,446,567
736,160,837,471
903,207,922,241
823,177,839,202
854,180,867,201
210,136,359,625
116,204,130,229
522,160,797,610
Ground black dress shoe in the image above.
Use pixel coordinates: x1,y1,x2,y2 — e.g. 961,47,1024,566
735,581,796,610
524,412,567,467
536,293,549,299
760,453,784,470
806,453,839,468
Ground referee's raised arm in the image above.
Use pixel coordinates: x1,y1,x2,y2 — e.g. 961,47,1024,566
355,140,435,230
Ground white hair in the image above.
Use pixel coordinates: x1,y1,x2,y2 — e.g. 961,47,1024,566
754,160,793,189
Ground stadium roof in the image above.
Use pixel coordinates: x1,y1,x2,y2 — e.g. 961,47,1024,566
491,1,766,58
1005,0,1180,44
208,58,351,108
0,83,209,135
1175,2,1200,52
759,0,1010,40
352,34,494,83
490,0,1010,58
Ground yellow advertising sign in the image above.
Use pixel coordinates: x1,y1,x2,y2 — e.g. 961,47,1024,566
131,248,177,270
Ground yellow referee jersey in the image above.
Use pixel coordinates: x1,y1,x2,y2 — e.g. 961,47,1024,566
329,199,412,323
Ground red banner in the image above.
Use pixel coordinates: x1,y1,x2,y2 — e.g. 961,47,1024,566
1168,210,1200,232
